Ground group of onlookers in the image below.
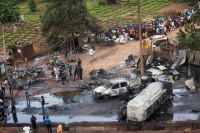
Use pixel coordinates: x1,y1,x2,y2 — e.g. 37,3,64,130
104,6,199,42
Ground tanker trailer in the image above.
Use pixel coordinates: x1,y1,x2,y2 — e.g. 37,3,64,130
118,82,172,123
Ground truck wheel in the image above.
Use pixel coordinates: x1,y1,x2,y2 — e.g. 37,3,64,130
103,95,109,100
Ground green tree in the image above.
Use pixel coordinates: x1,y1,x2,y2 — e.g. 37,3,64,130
177,26,200,51
0,0,20,24
28,0,37,12
41,0,101,44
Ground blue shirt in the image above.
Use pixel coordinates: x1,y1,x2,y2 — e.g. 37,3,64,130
44,118,51,125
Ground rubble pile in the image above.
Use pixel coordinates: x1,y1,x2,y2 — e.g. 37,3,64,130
89,69,109,79
9,66,45,89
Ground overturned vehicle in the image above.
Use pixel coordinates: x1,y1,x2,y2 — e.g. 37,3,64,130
118,82,172,122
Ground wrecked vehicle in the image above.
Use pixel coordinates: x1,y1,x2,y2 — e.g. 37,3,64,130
118,82,172,122
93,78,136,100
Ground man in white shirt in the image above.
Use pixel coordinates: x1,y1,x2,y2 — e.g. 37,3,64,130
23,126,30,133
89,48,95,62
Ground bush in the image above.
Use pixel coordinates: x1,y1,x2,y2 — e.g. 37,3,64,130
28,0,37,12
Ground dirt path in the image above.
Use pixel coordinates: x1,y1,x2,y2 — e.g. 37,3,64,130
63,27,182,79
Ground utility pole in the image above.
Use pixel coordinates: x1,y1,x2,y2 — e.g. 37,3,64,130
138,0,144,76
2,28,5,57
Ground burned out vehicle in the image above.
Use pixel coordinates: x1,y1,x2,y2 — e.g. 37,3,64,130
93,78,137,100
118,82,172,122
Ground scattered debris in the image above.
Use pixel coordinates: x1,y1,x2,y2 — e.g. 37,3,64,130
189,50,200,66
152,75,174,83
147,68,163,75
192,108,199,113
157,65,167,71
89,69,108,79
125,55,140,67
185,78,196,90
49,105,63,111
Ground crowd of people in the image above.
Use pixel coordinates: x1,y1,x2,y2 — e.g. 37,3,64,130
50,57,83,84
104,7,198,42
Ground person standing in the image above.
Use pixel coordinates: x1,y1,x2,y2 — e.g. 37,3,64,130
40,96,45,114
74,65,79,80
30,114,37,133
78,66,83,80
1,80,6,95
89,48,95,62
44,116,52,133
54,66,59,81
77,58,82,67
23,126,31,133
66,64,72,77
25,90,30,107
7,81,13,98
57,123,62,133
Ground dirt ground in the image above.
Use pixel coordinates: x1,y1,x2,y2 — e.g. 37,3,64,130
158,3,190,13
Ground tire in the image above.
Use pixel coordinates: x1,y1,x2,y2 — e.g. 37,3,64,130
103,95,109,100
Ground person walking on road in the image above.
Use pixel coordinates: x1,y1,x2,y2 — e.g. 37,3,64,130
57,123,62,133
44,116,52,133
40,96,45,114
89,48,95,62
30,114,37,133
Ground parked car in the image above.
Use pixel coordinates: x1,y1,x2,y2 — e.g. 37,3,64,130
93,78,133,100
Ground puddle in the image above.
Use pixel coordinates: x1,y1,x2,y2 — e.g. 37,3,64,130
51,90,83,98
172,113,199,121
6,113,117,124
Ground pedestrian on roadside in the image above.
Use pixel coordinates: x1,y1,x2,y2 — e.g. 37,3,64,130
30,114,37,133
57,123,62,133
66,64,72,77
7,81,13,98
74,65,79,80
1,80,6,95
40,96,45,114
0,89,4,105
23,126,31,133
44,116,52,133
77,58,82,67
25,90,30,107
89,47,95,62
163,26,167,35
54,66,59,81
78,65,83,80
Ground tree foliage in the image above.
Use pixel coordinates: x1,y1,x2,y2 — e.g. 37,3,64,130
177,26,200,51
41,0,101,44
28,0,37,12
0,0,20,24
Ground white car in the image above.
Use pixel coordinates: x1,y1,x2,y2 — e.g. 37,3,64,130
93,78,131,99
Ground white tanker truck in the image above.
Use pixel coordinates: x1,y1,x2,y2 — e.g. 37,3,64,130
118,82,173,122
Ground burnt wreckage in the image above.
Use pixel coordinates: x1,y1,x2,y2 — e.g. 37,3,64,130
118,82,173,123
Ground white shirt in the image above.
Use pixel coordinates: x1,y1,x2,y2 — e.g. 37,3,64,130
89,49,95,56
23,126,30,133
